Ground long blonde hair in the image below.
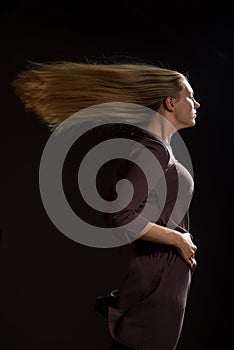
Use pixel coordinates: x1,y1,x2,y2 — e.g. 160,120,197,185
12,59,187,130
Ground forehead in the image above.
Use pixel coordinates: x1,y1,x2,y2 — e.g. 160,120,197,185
180,79,194,94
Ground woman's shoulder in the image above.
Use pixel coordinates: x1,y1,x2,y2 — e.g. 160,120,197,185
127,125,170,156
99,123,172,164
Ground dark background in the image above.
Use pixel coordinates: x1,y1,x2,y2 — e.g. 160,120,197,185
0,1,233,349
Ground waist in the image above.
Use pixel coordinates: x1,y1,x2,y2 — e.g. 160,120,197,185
132,239,178,256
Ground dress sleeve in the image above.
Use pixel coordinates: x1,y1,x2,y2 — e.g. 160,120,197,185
106,138,170,241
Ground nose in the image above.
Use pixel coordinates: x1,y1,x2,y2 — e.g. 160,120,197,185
194,99,200,109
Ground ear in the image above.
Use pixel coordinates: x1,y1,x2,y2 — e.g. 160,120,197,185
163,96,175,112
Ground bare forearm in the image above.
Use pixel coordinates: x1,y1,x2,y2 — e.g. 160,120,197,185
139,222,197,268
140,222,181,247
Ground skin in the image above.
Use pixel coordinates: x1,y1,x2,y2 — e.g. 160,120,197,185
148,79,200,144
142,79,200,268
165,79,200,130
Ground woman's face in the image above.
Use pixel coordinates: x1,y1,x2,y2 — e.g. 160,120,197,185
172,79,200,129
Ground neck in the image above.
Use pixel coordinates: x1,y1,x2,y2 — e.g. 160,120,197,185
145,112,177,145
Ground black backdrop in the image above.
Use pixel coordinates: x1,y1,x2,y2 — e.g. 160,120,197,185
0,2,233,349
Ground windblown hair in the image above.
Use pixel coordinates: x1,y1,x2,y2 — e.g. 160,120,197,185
12,59,188,130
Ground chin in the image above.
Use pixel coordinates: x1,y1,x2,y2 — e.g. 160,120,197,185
179,121,196,130
188,117,196,126
192,118,197,124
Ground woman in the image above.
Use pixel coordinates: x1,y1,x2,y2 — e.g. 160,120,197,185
12,59,200,350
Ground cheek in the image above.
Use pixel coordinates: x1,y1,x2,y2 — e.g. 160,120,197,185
178,103,193,119
181,102,192,112
183,101,193,112
175,101,192,117
188,100,194,109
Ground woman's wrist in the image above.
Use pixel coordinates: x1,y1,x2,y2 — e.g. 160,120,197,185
166,229,182,247
140,223,183,247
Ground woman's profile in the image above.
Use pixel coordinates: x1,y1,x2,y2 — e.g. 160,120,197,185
12,58,200,350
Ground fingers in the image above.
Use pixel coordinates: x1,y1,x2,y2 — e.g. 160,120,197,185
189,257,195,267
188,243,197,264
176,233,198,268
185,248,196,267
191,259,197,271
188,254,196,268
192,245,197,253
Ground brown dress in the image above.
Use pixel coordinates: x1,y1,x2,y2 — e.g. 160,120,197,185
100,125,196,350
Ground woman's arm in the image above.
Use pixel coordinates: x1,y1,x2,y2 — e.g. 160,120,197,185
107,137,197,267
140,222,197,268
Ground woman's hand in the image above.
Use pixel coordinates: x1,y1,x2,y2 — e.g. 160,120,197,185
140,224,197,269
173,231,197,268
